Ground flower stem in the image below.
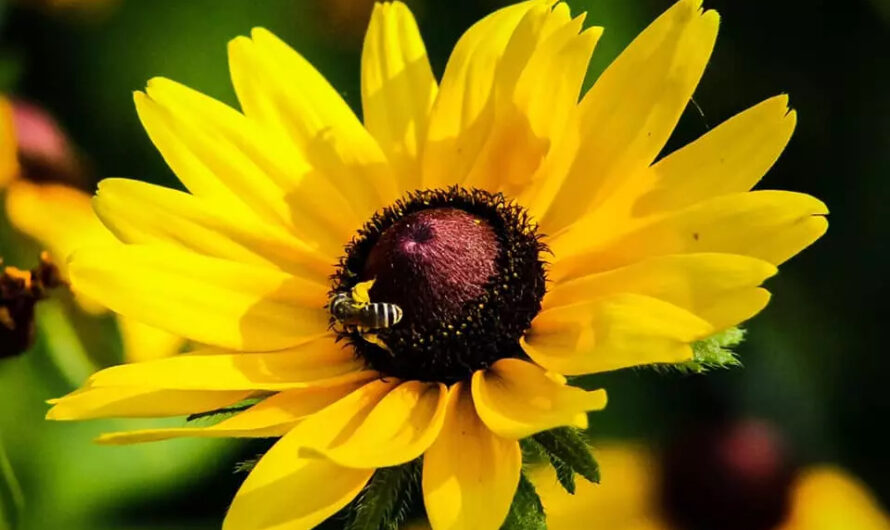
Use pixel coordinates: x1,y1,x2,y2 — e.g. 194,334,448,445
0,434,24,530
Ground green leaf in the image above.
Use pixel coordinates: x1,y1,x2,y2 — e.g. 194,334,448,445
346,459,420,530
532,428,600,484
186,395,269,423
501,473,546,530
519,437,548,465
521,437,575,494
233,456,261,474
661,326,746,374
549,455,576,495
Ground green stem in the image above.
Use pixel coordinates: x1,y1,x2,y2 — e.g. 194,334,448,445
37,300,97,386
0,434,23,530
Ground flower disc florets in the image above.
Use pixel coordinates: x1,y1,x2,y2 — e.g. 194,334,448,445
332,187,547,383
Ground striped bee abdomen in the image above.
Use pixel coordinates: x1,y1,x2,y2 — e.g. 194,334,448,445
359,303,403,329
329,291,403,330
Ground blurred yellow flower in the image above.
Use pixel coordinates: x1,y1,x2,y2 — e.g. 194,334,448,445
530,445,889,530
46,0,826,528
0,96,181,362
0,99,18,188
779,467,890,530
531,445,664,530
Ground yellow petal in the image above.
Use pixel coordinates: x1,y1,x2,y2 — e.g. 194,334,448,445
464,7,603,197
135,79,358,258
529,444,663,530
93,178,332,283
69,244,330,351
303,380,448,469
117,315,184,362
471,359,607,439
545,253,777,330
87,337,370,391
535,0,720,232
422,382,521,530
361,1,437,193
552,191,829,277
0,97,17,187
635,95,797,215
229,29,396,219
96,382,366,444
697,288,772,335
550,95,798,240
224,423,375,530
779,466,890,530
420,0,541,189
132,91,265,225
515,7,598,133
46,387,250,420
522,293,713,375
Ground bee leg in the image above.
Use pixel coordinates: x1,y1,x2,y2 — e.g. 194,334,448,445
358,331,392,354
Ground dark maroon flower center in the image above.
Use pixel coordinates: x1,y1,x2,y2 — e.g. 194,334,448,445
332,187,547,383
363,208,499,327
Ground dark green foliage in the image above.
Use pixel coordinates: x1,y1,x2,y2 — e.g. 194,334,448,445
501,473,546,530
523,436,578,494
533,428,600,485
549,455,577,495
519,437,548,465
346,459,421,530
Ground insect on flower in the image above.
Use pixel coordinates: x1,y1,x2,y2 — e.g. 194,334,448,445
329,279,404,331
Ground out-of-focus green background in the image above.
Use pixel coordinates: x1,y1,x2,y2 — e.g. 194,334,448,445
0,0,886,528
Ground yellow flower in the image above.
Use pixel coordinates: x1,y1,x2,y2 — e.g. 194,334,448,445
530,445,890,530
0,96,182,362
779,467,890,530
47,0,826,528
0,99,18,188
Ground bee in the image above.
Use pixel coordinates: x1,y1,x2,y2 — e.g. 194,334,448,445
329,279,403,330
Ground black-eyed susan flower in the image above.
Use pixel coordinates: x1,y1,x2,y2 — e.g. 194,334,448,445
529,431,889,530
0,96,182,362
47,0,827,528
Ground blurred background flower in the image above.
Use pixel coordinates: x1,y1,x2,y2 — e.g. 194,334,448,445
0,94,182,365
0,0,887,529
530,420,890,530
